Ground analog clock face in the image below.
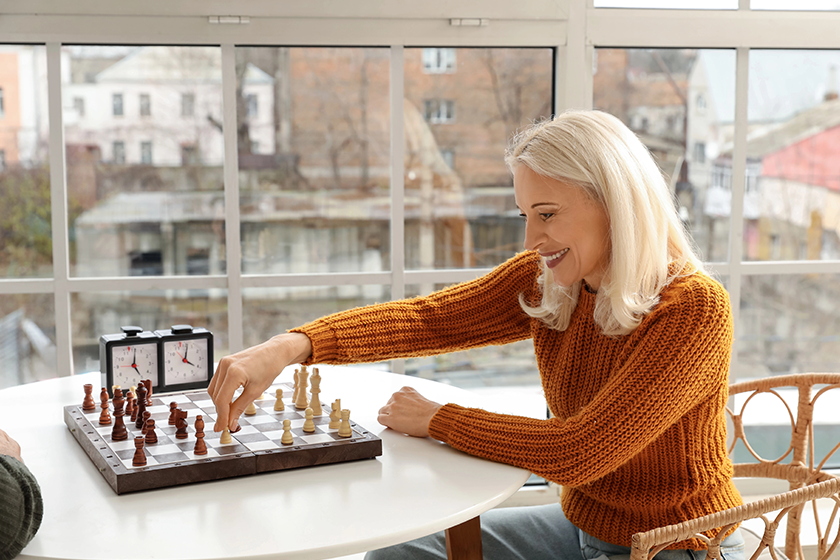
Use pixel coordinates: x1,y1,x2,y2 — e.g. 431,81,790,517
110,342,159,389
163,338,209,385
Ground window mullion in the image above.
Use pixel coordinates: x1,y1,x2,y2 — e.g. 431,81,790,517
390,44,405,374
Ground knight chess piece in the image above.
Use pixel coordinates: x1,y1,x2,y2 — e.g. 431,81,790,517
175,408,189,439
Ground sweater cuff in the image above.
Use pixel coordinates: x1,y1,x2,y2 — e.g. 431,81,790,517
428,403,467,442
288,319,340,365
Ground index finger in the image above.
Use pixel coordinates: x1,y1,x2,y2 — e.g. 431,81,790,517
211,368,243,432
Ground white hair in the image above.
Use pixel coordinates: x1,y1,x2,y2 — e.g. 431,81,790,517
505,110,705,336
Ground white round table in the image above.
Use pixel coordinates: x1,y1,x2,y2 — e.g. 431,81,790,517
3,365,531,560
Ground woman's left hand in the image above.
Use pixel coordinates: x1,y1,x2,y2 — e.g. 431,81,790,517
377,387,443,438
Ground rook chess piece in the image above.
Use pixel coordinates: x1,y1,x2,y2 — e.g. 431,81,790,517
134,383,147,429
169,402,178,425
338,409,352,438
280,419,293,445
274,389,285,411
111,391,128,441
175,408,189,439
220,427,232,444
329,401,340,429
98,387,112,425
244,401,257,416
194,415,207,455
295,366,310,410
303,408,316,433
132,436,147,467
144,418,158,444
82,384,96,411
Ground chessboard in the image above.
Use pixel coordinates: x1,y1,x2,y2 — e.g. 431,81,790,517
64,380,382,494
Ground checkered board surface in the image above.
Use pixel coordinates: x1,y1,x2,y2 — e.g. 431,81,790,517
64,382,382,494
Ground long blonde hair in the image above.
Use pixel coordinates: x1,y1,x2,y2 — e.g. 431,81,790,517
505,110,704,336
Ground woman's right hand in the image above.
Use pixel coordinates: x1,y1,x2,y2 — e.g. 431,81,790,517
207,332,312,433
0,428,23,462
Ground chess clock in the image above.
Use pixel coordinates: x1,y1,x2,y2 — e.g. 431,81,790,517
156,325,214,393
100,326,160,397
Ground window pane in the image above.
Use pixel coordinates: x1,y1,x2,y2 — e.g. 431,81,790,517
751,0,840,9
742,50,840,261
0,294,56,388
71,290,229,374
735,274,840,376
594,0,736,7
64,46,226,277
236,47,390,275
594,48,736,263
404,48,553,270
0,45,52,278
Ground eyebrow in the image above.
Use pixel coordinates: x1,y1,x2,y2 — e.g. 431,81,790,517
516,202,557,211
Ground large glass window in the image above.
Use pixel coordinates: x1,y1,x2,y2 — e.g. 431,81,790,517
63,45,226,278
0,294,56,390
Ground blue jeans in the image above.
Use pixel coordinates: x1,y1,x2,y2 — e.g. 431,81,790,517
364,503,745,560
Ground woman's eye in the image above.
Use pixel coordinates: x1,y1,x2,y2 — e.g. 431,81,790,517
539,213,554,220
518,213,527,219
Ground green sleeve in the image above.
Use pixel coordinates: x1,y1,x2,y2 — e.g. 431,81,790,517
0,455,43,560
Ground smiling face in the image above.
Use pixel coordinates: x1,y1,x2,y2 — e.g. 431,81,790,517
514,165,611,290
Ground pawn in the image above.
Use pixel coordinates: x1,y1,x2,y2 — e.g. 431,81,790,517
244,401,257,416
280,419,293,445
338,409,352,438
168,402,178,425
194,415,207,455
303,408,316,433
98,387,112,425
220,427,232,445
329,401,340,429
82,384,96,411
132,436,147,467
274,389,285,411
144,418,158,444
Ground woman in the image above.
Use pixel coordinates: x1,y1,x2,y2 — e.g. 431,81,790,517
208,110,744,560
0,428,43,560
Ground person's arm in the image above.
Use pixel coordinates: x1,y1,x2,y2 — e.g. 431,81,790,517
426,275,734,487
0,430,43,560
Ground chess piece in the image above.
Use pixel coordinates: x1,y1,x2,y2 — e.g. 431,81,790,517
134,383,147,429
132,436,147,467
141,411,151,435
82,384,96,411
292,369,300,403
143,379,153,406
98,387,112,425
126,393,136,422
220,427,232,444
244,401,257,416
169,402,178,425
329,401,340,429
111,392,128,441
274,389,285,411
175,408,189,439
338,409,352,438
309,370,323,416
295,367,310,410
194,415,207,455
280,419,293,445
144,418,158,444
303,408,316,433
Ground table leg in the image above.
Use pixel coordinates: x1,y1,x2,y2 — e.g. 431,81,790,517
445,516,483,560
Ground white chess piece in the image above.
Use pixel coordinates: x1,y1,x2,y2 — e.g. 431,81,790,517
338,409,352,438
295,367,310,410
329,401,340,429
281,419,293,445
303,408,316,433
244,401,257,416
220,427,232,444
309,371,322,415
274,388,285,411
292,369,300,403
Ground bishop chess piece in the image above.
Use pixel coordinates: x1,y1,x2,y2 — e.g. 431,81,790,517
82,384,96,411
338,409,352,438
280,419,293,445
175,408,189,439
134,383,147,429
309,369,322,415
132,436,147,467
111,390,128,441
303,408,316,433
295,366,310,410
144,418,158,444
98,387,112,425
194,415,207,455
274,389,285,411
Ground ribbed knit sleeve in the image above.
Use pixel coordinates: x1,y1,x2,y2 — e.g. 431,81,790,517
290,251,542,364
0,455,43,560
428,273,733,488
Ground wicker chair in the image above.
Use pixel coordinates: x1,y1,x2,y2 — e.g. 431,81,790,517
630,373,840,560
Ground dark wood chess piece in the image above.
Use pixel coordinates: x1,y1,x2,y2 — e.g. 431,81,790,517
132,436,147,467
82,383,96,411
193,415,207,455
127,393,136,422
168,402,178,425
175,408,189,439
144,418,158,445
134,384,147,430
111,391,128,441
140,411,151,435
98,387,112,426
143,379,153,406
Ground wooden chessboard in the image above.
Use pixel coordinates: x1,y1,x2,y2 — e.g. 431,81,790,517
64,381,382,494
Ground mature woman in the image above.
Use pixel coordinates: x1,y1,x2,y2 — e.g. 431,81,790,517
0,428,43,560
208,110,744,560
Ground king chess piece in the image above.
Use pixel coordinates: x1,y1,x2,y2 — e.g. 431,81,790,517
309,369,322,415
295,366,310,410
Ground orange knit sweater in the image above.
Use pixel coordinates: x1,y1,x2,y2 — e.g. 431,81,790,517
291,250,743,549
